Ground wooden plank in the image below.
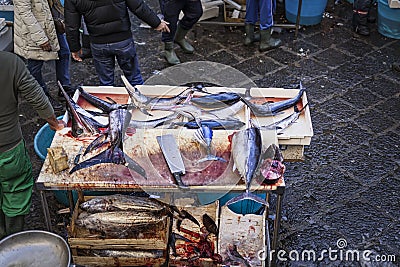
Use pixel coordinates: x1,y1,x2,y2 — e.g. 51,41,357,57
69,238,168,250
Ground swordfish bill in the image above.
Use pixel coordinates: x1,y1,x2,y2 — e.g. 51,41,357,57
225,126,268,208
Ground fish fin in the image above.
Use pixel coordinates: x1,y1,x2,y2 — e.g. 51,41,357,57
105,96,117,104
69,149,113,174
194,128,207,147
224,192,269,210
123,152,147,179
84,133,108,155
139,108,153,116
179,210,200,228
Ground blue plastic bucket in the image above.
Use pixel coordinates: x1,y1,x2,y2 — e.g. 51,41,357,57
285,0,328,25
219,192,267,215
378,0,400,39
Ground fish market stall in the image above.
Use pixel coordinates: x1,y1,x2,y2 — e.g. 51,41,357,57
36,84,313,266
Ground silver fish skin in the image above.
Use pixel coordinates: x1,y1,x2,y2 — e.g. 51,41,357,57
92,249,164,258
77,211,165,229
241,84,306,116
128,113,180,129
259,103,308,134
80,194,167,213
226,126,268,208
122,75,196,111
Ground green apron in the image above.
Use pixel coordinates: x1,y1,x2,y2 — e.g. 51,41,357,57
0,140,33,217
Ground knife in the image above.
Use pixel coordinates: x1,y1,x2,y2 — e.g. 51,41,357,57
157,134,188,189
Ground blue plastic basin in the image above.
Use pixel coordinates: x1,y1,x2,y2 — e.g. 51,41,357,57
285,0,328,25
219,192,267,215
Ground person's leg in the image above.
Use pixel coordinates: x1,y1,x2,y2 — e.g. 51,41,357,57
0,140,33,237
175,0,203,52
244,0,259,45
27,59,48,94
55,33,71,87
353,0,373,36
161,0,182,64
91,42,116,86
114,38,144,86
259,0,281,51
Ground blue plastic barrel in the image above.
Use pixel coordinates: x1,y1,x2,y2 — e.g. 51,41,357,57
285,0,329,25
378,0,400,39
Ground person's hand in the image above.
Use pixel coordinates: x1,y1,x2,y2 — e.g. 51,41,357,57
71,51,83,62
40,41,52,51
155,21,170,33
46,116,66,131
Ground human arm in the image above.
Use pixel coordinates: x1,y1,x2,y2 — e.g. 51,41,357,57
126,0,165,29
46,115,66,131
65,0,83,59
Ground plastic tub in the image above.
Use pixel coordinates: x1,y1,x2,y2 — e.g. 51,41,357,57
219,192,267,215
378,0,400,39
285,0,328,25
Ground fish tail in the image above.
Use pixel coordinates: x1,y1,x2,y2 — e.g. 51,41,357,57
224,191,269,208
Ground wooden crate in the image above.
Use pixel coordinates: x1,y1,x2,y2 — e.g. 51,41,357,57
67,196,170,267
169,201,220,267
218,205,267,267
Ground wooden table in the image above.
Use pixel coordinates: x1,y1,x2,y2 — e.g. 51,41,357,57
36,85,312,266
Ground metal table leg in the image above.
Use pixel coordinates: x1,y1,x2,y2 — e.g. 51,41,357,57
270,186,285,267
295,0,303,37
39,190,52,232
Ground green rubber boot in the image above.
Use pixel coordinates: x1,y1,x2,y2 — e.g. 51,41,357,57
174,25,194,54
259,29,282,52
5,215,25,236
164,42,180,65
244,24,255,46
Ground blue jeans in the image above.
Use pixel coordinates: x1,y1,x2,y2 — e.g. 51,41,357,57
27,33,71,95
90,38,143,86
245,0,275,30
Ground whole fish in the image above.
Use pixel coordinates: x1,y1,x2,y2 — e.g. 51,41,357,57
128,113,181,129
240,83,306,116
58,82,100,136
122,75,202,115
80,194,167,213
173,118,245,130
259,103,309,134
225,126,268,207
76,211,166,235
194,125,227,163
69,105,147,178
191,92,242,108
77,86,118,113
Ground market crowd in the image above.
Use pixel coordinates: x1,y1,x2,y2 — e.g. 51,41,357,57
1,0,399,241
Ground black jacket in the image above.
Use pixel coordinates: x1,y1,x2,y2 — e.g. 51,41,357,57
65,0,160,52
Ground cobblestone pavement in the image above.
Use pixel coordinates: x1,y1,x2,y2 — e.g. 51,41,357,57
19,0,399,266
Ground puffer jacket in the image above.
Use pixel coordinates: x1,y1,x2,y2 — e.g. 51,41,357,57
65,0,161,52
13,0,60,60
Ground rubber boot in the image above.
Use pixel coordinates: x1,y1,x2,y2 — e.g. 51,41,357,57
352,13,370,36
174,25,194,54
259,29,282,52
164,42,180,65
5,215,25,236
244,24,255,46
0,210,6,240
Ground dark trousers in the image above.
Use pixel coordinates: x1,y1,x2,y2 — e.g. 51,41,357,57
353,0,373,12
160,0,203,43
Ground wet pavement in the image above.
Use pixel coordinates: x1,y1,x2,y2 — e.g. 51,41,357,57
19,0,399,266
